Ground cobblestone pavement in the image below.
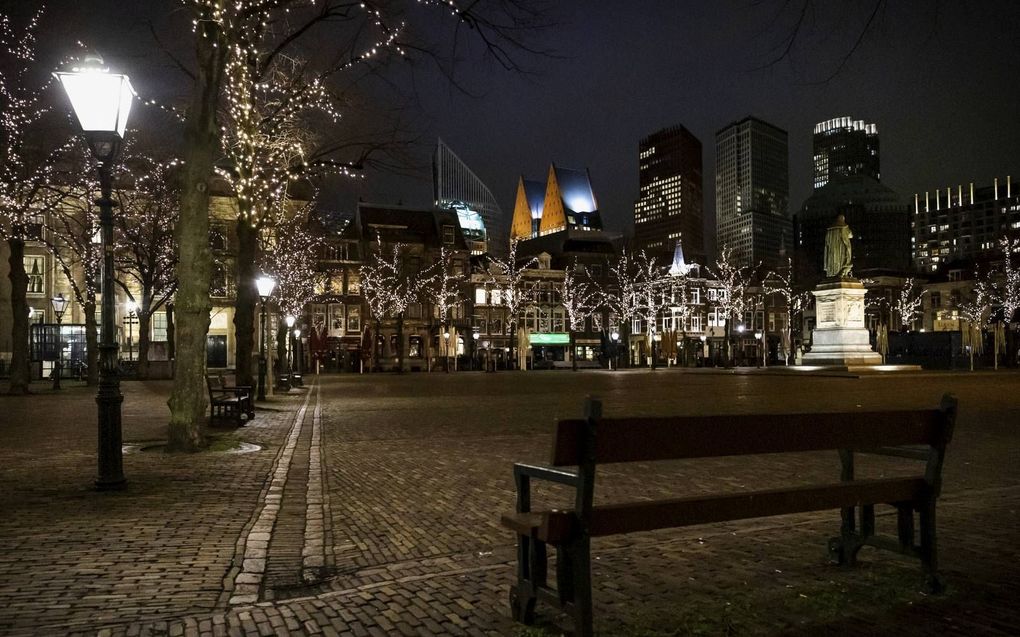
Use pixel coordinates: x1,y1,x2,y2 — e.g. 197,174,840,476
0,370,1018,636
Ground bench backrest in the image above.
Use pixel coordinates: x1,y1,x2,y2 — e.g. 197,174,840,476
551,395,957,467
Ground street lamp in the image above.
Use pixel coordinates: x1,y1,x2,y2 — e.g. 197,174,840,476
285,315,296,375
610,331,620,371
55,54,134,490
651,330,661,370
443,330,451,373
754,330,764,368
255,275,276,400
472,332,480,371
124,300,138,362
51,294,68,390
700,334,708,367
293,327,303,377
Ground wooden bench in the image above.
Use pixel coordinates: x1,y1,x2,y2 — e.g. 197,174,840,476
501,395,957,636
206,373,255,426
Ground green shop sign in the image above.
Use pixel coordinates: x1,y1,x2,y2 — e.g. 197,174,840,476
529,333,570,345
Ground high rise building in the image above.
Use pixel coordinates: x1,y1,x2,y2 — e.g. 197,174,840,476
715,116,790,270
795,175,910,283
813,117,880,190
633,125,704,265
912,177,1019,272
432,138,506,257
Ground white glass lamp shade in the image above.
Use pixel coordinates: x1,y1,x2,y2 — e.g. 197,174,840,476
255,275,277,298
125,301,138,315
285,315,296,328
472,333,480,340
294,328,302,338
51,293,68,316
54,66,135,138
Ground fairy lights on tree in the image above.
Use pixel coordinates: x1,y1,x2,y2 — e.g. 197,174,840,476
709,243,752,366
360,239,431,372
1,7,84,393
113,154,182,379
486,238,537,370
765,256,811,364
561,260,596,371
894,277,926,331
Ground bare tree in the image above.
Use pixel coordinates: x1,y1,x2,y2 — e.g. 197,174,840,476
360,240,428,372
599,249,644,368
561,260,596,371
0,7,82,393
420,246,464,372
894,277,926,331
39,177,101,385
765,257,811,364
166,0,552,447
114,156,180,379
486,238,537,370
709,244,752,366
634,251,669,369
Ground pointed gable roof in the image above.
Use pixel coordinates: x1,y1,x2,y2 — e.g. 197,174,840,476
511,176,546,240
553,165,597,213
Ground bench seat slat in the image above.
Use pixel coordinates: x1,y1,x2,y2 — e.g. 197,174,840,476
588,478,927,537
502,478,927,543
552,411,948,466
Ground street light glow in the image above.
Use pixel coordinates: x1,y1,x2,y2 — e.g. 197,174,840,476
255,275,277,299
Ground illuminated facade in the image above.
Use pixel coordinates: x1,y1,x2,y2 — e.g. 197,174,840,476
813,117,880,190
510,163,602,241
633,124,704,265
715,116,790,269
432,138,505,257
912,177,1020,272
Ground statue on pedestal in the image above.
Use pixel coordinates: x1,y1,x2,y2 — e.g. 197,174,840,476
823,214,853,278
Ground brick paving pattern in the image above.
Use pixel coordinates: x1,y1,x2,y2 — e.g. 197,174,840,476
0,370,1018,635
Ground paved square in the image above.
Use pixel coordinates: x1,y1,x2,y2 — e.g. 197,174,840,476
1,369,1018,635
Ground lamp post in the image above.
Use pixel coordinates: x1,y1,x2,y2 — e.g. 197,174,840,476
443,330,451,373
610,330,620,371
51,293,68,389
124,301,138,362
754,330,764,368
700,334,708,367
255,276,276,401
285,315,296,375
55,54,134,490
472,332,479,371
293,328,302,377
652,330,662,371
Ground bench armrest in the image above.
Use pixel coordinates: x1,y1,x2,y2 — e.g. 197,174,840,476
513,463,578,514
514,463,578,486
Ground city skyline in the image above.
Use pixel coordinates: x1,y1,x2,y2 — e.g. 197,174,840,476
27,1,1020,259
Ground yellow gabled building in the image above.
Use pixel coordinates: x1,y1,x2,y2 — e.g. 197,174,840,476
511,163,602,242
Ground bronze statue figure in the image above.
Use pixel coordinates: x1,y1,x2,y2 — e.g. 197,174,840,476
823,214,853,278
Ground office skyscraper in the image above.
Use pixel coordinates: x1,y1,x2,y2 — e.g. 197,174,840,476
715,116,790,269
633,124,704,265
813,117,880,189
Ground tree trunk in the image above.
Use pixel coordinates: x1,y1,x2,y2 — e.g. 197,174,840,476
85,297,99,385
7,238,31,394
374,318,381,372
508,319,516,371
137,310,152,380
570,330,577,371
167,16,226,452
396,313,405,373
275,322,287,374
166,303,175,363
233,216,257,386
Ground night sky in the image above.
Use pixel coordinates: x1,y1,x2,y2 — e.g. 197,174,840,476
31,1,1020,257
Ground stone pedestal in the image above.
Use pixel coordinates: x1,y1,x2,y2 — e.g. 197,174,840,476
803,279,882,367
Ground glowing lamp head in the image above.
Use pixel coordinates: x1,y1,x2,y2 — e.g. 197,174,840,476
293,328,302,338
611,331,620,342
754,331,763,340
125,301,138,315
443,331,451,340
54,54,135,159
737,325,745,333
285,315,296,328
255,275,277,299
51,293,68,317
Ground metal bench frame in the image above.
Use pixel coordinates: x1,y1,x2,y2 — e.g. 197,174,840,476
502,394,958,636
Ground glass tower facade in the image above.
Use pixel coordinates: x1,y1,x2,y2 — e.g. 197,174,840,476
433,138,506,257
715,116,790,269
813,117,880,190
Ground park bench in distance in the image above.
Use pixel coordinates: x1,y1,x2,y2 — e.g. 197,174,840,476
501,394,958,636
205,373,255,427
